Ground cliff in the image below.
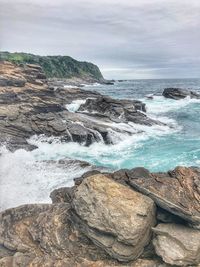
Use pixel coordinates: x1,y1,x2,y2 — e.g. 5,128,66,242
0,51,104,81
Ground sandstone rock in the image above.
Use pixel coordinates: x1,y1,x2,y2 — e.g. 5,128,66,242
130,258,170,267
128,166,200,228
0,204,111,266
153,223,200,266
163,88,200,100
71,174,156,262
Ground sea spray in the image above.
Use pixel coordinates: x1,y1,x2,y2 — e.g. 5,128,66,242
0,145,91,211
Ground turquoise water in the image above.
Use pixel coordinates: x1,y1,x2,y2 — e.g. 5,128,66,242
1,78,200,210
30,79,200,172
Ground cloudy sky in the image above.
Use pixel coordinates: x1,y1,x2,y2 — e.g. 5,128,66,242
0,0,200,79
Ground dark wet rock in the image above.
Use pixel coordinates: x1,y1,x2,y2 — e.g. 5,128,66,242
163,88,200,100
0,75,26,87
78,95,146,113
50,186,76,204
127,166,200,228
78,96,165,126
153,223,200,266
71,174,156,262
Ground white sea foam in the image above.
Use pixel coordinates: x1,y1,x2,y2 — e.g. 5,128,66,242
0,145,91,211
83,82,101,87
0,95,184,211
143,96,200,114
66,99,87,112
64,85,79,88
26,117,179,169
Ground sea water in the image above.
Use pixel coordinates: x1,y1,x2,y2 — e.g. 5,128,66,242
1,79,200,210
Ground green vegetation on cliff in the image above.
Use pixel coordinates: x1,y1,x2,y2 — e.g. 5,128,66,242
0,52,104,80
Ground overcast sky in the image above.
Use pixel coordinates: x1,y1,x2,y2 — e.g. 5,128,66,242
0,0,200,79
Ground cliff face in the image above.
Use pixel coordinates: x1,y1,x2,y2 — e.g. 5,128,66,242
0,52,104,81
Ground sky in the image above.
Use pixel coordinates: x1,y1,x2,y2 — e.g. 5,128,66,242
0,0,200,79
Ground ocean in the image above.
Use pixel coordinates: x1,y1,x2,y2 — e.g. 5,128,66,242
1,78,200,210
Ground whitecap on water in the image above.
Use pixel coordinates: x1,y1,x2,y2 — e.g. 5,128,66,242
143,95,200,114
66,99,87,112
27,117,179,170
0,107,181,211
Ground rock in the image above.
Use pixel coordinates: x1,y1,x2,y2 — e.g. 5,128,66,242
129,259,170,267
78,96,162,126
153,223,200,266
0,61,167,151
0,204,111,266
156,207,186,224
71,174,156,262
50,186,75,204
163,88,200,100
128,166,200,228
0,74,26,87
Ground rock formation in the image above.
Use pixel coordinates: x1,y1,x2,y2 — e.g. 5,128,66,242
153,223,200,266
0,61,164,151
0,51,104,81
127,166,200,228
163,88,200,100
0,167,200,266
1,61,200,267
71,174,156,262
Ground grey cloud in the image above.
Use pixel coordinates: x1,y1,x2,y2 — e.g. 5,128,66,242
0,0,200,78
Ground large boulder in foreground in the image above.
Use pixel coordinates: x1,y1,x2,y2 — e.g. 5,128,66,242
71,174,156,262
153,223,200,266
162,88,200,100
128,166,200,228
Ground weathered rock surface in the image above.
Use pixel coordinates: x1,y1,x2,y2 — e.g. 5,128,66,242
127,166,200,228
163,88,200,100
0,204,112,266
71,174,156,262
153,223,200,266
0,61,165,151
129,259,170,267
0,179,165,267
78,96,163,126
2,167,200,266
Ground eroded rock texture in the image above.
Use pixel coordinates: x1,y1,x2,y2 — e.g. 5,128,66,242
128,166,200,228
71,174,156,262
0,204,113,266
153,223,200,266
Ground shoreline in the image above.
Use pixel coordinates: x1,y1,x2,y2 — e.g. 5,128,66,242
0,61,200,266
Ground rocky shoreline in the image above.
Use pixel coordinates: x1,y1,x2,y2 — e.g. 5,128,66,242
0,167,200,266
0,61,164,151
0,61,200,266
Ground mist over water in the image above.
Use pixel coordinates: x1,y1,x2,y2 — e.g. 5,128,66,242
1,78,200,210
